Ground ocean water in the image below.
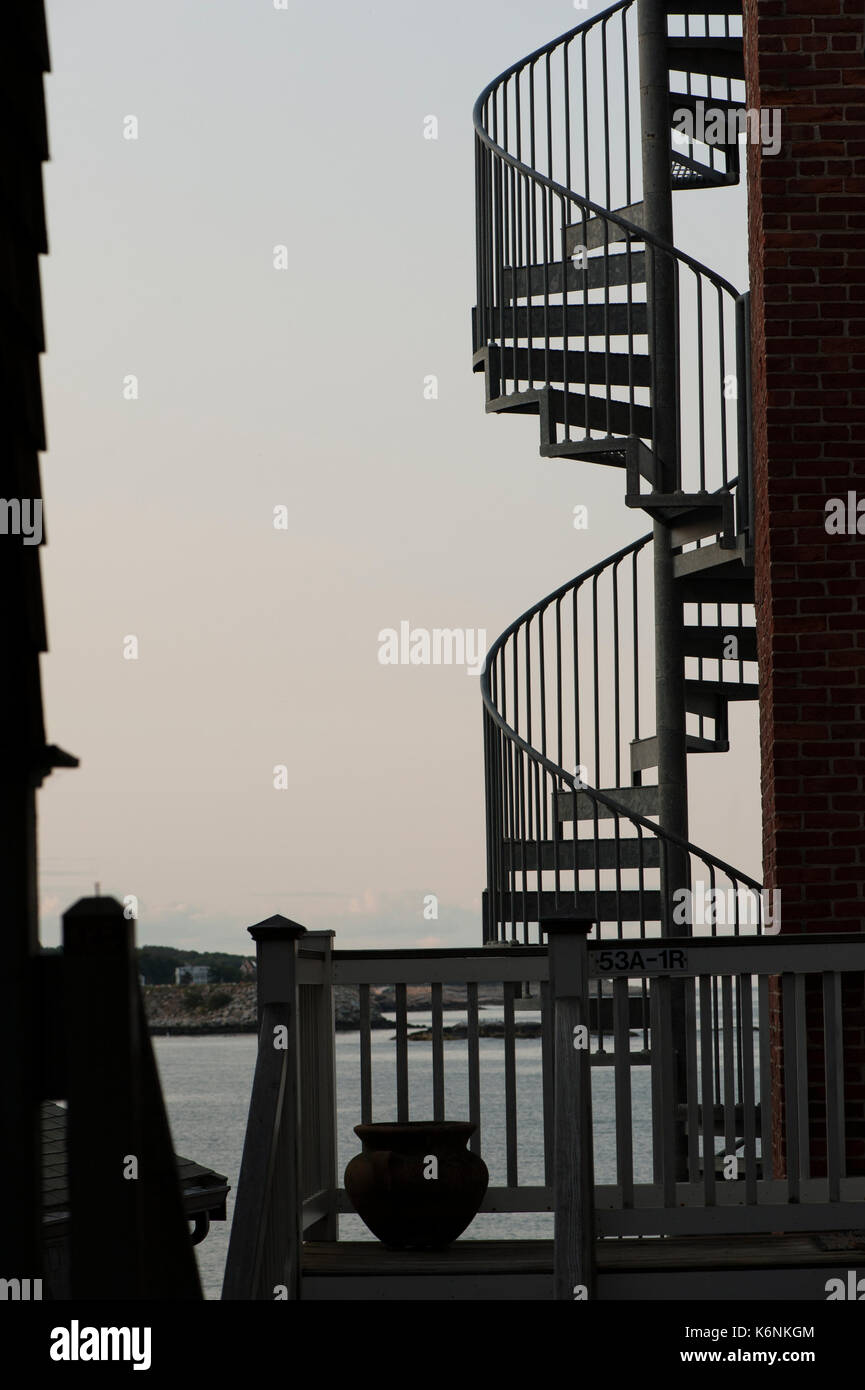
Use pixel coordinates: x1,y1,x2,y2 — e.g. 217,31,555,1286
153,1014,655,1300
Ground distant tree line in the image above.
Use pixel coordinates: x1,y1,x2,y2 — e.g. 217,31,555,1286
41,943,251,985
138,947,250,985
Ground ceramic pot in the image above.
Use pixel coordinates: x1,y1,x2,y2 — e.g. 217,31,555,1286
343,1120,489,1249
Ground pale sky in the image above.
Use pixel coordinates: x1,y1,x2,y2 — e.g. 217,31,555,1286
37,0,759,953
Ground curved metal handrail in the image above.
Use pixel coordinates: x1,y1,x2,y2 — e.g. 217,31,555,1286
473,46,741,304
475,2,760,941
480,552,761,895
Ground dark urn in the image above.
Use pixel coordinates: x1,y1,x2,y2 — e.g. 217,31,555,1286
344,1121,489,1249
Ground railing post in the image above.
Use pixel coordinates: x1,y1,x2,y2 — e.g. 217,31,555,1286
223,914,306,1301
543,916,596,1302
303,930,338,1242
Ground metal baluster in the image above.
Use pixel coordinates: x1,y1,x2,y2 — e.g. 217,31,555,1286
541,978,555,1185
699,973,716,1206
467,982,481,1156
395,983,409,1121
781,972,804,1203
359,983,372,1124
721,975,736,1170
758,974,774,1181
613,976,634,1208
684,975,701,1181
504,981,518,1187
739,972,758,1206
823,971,846,1203
432,982,444,1122
696,275,706,490
653,975,677,1207
718,286,729,488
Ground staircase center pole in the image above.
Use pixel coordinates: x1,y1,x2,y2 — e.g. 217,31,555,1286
637,0,690,923
638,0,691,1179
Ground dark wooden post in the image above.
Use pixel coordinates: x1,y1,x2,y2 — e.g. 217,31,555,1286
544,916,596,1301
63,895,201,1299
64,897,144,1298
223,915,306,1300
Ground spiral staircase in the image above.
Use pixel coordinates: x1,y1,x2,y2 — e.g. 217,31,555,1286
474,0,764,944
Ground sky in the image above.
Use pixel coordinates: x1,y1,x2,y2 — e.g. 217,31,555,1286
36,0,759,954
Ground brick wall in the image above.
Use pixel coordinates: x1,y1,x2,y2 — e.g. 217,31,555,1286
743,0,865,1174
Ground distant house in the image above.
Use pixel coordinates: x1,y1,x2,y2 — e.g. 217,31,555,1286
239,958,256,978
174,964,210,985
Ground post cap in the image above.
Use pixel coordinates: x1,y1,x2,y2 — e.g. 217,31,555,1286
247,913,308,943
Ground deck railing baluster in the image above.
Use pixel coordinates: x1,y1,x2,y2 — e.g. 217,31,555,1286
396,983,409,1121
698,974,716,1208
823,971,846,1203
612,977,634,1208
432,982,445,1122
504,982,518,1187
739,972,758,1206
359,984,372,1125
467,981,482,1157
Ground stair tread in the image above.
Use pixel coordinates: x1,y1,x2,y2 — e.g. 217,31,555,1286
672,539,753,580
544,387,653,438
627,492,735,546
631,733,730,771
481,345,652,390
671,164,738,192
541,436,630,465
565,203,646,254
484,303,649,338
670,150,739,188
501,250,647,297
626,491,725,512
685,677,758,698
497,889,663,924
503,838,661,871
678,576,755,604
666,37,746,80
667,35,743,49
487,386,652,442
669,91,746,119
682,625,757,662
557,784,659,823
665,1,742,13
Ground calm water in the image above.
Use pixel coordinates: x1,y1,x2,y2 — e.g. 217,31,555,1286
153,1014,655,1300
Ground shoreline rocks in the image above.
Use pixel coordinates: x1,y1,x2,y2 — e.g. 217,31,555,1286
143,982,391,1035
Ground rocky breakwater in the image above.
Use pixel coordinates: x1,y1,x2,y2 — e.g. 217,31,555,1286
144,983,391,1035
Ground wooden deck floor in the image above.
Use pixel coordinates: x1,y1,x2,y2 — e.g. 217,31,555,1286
301,1234,865,1300
303,1231,865,1276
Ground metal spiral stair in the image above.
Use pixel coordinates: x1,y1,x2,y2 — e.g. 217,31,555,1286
473,0,762,943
